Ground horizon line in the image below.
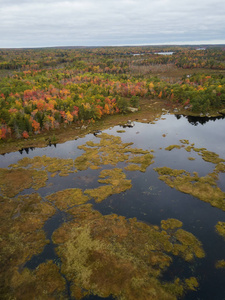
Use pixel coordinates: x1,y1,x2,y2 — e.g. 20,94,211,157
1,41,225,50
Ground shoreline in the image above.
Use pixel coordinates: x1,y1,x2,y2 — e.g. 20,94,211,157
0,98,222,155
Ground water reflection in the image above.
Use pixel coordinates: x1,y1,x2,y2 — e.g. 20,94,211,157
175,114,225,126
18,147,35,155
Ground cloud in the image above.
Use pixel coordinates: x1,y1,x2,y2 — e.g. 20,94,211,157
0,0,224,47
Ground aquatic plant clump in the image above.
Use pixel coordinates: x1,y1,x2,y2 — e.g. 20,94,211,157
164,141,225,168
154,167,225,211
165,145,181,151
0,168,48,197
180,139,189,145
75,133,154,172
52,204,204,300
161,218,183,231
10,260,66,299
215,221,225,239
85,168,132,202
172,229,205,261
10,155,76,177
215,260,225,269
200,150,225,165
125,153,154,172
188,157,196,161
46,188,90,210
0,193,56,299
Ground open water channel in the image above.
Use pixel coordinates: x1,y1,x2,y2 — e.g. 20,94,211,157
1,113,225,300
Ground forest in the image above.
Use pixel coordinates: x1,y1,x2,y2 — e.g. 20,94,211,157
0,45,225,140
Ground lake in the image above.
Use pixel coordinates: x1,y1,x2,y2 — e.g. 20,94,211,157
156,52,174,55
1,113,225,299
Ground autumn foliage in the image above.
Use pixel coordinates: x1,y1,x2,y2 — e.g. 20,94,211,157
0,46,225,139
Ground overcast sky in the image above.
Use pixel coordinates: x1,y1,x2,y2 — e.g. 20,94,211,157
0,0,225,48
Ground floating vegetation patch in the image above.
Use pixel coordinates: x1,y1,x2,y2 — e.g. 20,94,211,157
46,188,90,210
10,260,66,299
165,145,181,151
215,260,225,269
200,150,225,165
0,193,56,298
52,204,204,300
185,146,193,152
154,167,225,211
75,133,154,172
161,218,183,231
0,168,48,197
180,139,189,145
117,130,126,133
164,141,225,167
156,140,225,210
85,168,132,202
172,229,205,261
215,221,225,239
125,153,154,172
10,155,76,177
214,162,225,173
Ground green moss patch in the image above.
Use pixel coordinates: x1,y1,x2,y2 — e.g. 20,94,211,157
52,204,204,300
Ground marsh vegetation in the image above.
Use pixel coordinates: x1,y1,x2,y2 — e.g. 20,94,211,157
1,112,225,299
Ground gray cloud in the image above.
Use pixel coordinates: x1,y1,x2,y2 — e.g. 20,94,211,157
0,0,224,47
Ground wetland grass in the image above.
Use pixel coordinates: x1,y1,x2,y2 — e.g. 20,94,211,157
52,204,203,300
0,193,56,299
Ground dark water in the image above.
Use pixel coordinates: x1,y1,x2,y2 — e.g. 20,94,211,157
1,114,225,300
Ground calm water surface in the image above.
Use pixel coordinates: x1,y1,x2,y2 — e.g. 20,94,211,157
1,114,225,300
